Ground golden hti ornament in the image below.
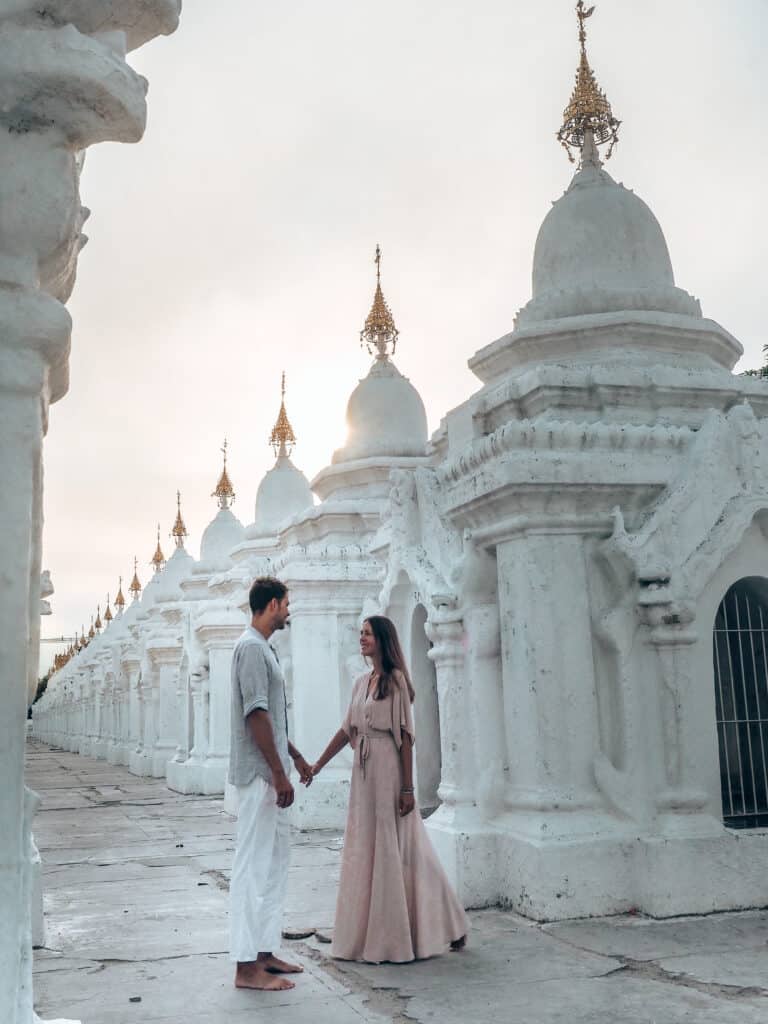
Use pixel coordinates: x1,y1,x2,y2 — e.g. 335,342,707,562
360,245,399,359
94,605,102,631
269,372,297,457
115,577,126,610
212,439,236,509
104,596,113,623
171,491,188,549
129,559,142,600
151,523,166,572
557,1,620,163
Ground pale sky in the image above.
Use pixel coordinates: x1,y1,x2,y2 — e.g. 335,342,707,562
41,0,768,670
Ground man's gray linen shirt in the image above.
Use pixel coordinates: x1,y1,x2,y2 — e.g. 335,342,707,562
228,626,290,787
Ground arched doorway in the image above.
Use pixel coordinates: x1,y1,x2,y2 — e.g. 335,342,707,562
713,577,768,828
411,604,441,814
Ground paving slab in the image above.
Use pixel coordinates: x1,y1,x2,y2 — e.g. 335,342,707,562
28,741,768,1024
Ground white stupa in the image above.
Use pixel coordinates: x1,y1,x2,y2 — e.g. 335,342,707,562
248,373,313,539
332,245,427,465
199,441,245,568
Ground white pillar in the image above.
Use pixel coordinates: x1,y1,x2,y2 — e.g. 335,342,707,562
496,532,602,819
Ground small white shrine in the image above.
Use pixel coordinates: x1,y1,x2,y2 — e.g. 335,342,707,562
35,1,768,925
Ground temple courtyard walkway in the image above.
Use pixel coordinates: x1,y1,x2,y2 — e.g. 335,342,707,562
28,741,768,1024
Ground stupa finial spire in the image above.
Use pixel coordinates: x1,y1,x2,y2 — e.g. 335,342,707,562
171,490,188,549
269,372,297,458
129,558,142,600
360,244,399,360
104,595,113,624
212,438,236,509
151,523,166,572
115,576,126,611
557,1,620,164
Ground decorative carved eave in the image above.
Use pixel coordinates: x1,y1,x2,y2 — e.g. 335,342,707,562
438,416,691,488
596,406,768,618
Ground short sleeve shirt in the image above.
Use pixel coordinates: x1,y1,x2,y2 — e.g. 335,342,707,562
228,626,290,787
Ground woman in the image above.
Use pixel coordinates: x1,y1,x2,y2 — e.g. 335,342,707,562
311,615,467,963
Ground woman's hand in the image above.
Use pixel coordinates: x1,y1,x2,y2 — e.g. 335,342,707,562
293,754,313,787
310,762,322,778
399,789,415,817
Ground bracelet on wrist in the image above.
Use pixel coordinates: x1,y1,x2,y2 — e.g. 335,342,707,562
401,787,414,794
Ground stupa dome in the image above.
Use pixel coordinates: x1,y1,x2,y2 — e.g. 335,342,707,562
200,506,245,565
251,454,313,536
516,147,700,328
155,544,194,601
332,246,427,464
334,357,428,463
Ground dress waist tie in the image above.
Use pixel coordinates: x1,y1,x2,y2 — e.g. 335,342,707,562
358,727,392,779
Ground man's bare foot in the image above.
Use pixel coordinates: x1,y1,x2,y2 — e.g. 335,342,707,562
260,953,304,974
450,935,466,952
235,963,295,991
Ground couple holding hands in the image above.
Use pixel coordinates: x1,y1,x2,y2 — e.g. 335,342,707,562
228,576,467,991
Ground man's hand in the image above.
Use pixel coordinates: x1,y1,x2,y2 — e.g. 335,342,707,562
292,753,313,787
273,769,294,808
399,790,415,817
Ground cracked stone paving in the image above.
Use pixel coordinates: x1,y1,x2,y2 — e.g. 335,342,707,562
29,742,768,1024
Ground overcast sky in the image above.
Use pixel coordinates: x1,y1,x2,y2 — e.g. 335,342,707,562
41,0,768,668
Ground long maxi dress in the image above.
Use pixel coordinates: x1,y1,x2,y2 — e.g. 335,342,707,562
331,670,468,963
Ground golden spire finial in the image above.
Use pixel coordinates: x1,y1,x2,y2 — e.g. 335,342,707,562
269,372,297,458
360,244,399,360
171,490,188,549
129,558,142,600
88,616,95,639
212,438,236,509
151,523,166,573
94,604,102,631
104,595,113,623
115,576,126,610
557,2,620,164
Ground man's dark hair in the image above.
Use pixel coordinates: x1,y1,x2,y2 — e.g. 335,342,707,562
249,576,288,615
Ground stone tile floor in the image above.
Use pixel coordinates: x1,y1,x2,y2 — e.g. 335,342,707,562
28,741,768,1023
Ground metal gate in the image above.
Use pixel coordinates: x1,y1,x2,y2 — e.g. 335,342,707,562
713,578,768,828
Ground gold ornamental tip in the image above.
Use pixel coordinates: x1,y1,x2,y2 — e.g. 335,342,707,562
557,1,620,163
104,595,113,623
94,605,102,631
151,523,166,571
360,245,399,360
212,438,236,509
129,558,142,599
269,372,297,458
88,617,95,639
115,576,126,609
171,490,188,548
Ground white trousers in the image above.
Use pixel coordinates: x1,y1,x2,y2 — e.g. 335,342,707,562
229,775,291,962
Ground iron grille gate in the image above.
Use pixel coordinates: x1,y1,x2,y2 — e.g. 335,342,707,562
713,579,768,829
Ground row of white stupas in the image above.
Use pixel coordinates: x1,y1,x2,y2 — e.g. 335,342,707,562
34,2,768,923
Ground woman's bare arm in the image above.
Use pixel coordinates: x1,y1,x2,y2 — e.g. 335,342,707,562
399,732,415,816
312,728,349,774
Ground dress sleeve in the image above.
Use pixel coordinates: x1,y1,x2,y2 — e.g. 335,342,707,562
342,676,363,748
391,671,415,750
238,644,270,719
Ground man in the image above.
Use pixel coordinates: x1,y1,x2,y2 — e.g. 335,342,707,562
229,576,313,991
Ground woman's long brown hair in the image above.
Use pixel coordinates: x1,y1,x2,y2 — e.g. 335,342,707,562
365,615,416,703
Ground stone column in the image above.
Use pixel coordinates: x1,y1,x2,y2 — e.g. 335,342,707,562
425,607,477,823
496,532,603,821
460,541,506,818
195,610,246,794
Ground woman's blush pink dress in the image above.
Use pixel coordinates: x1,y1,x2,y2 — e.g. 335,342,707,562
331,671,468,963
